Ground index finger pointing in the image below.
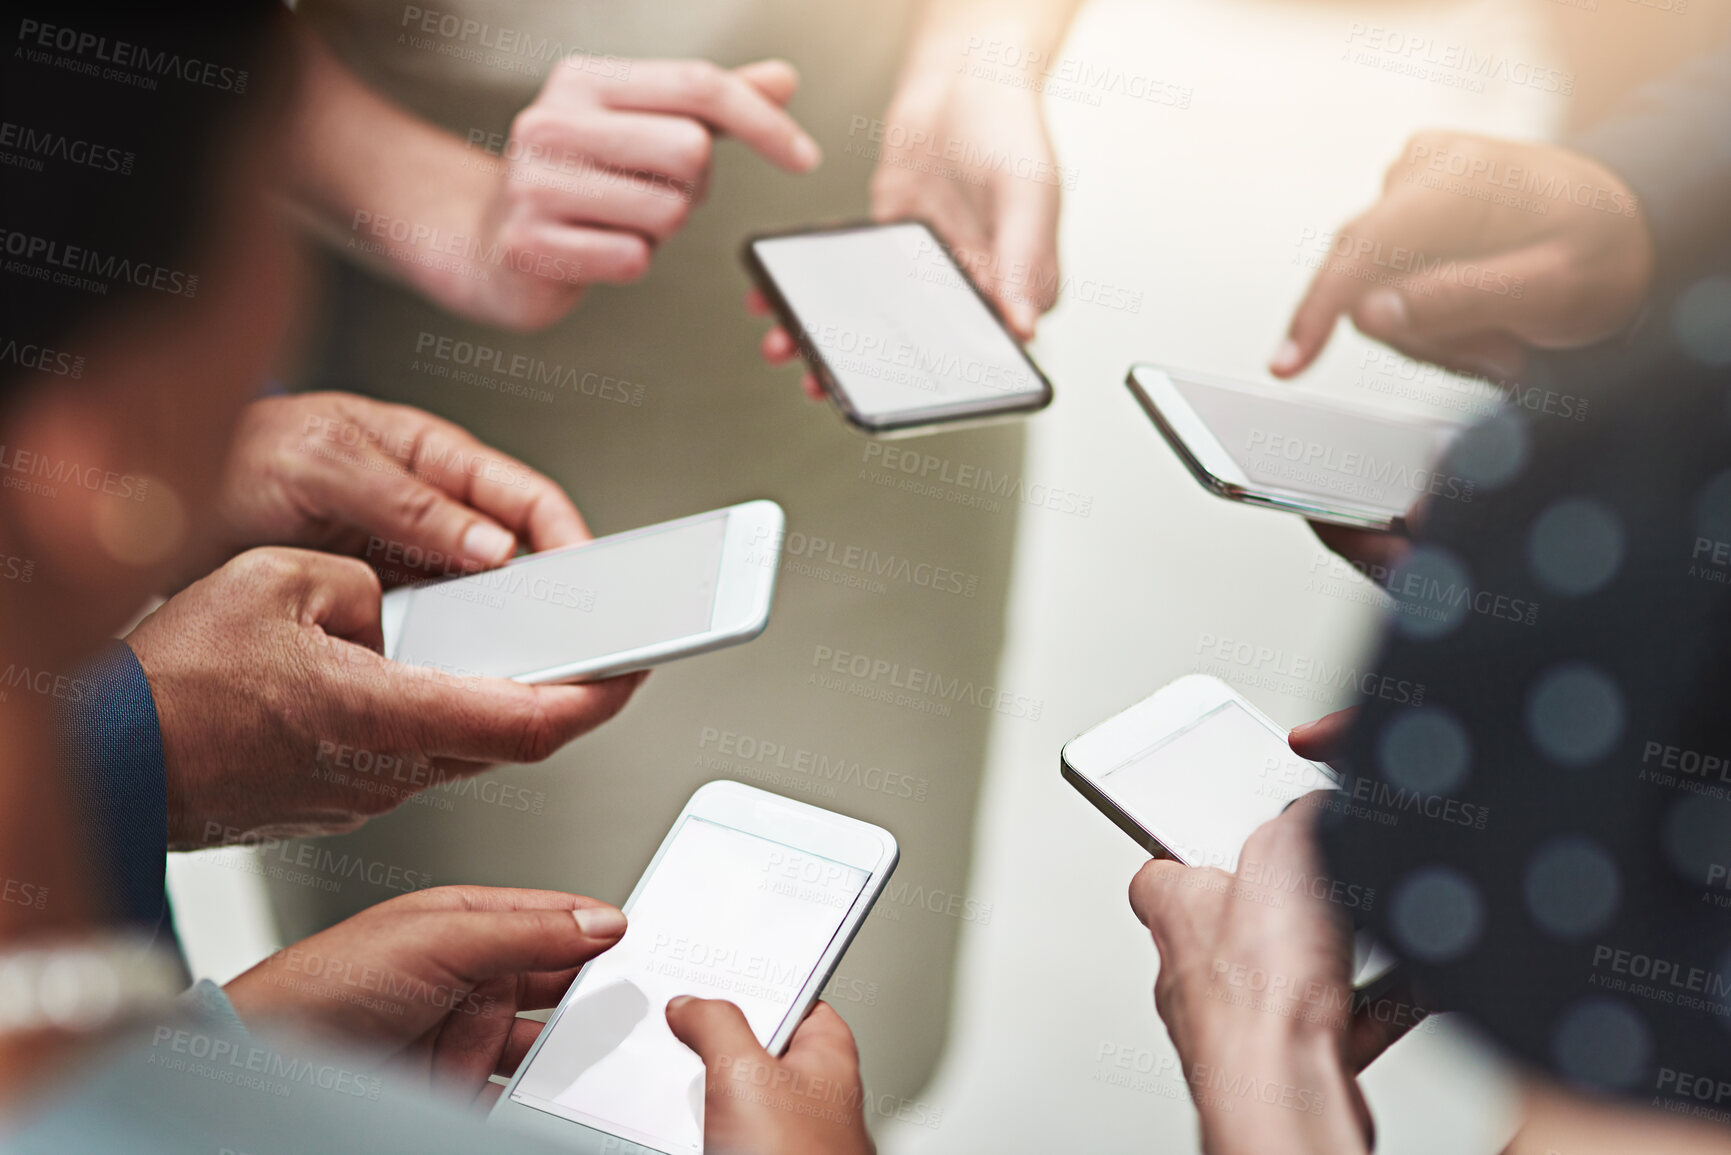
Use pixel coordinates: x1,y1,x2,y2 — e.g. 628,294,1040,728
598,59,821,173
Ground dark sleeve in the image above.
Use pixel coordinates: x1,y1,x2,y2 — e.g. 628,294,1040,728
1571,39,1731,281
58,641,168,934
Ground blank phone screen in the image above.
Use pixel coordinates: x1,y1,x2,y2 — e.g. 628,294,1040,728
392,513,728,680
754,223,1045,423
509,817,871,1154
1101,702,1334,870
1171,377,1460,519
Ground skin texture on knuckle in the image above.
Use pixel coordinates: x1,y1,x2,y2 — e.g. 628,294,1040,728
673,60,725,106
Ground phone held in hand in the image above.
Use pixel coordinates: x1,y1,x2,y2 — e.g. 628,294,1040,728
1062,674,1396,989
744,220,1053,436
1126,363,1469,531
489,780,898,1154
380,500,783,684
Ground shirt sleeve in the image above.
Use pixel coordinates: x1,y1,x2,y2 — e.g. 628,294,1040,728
58,640,169,935
1571,38,1731,281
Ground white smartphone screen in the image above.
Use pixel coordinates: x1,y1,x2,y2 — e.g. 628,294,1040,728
392,512,729,680
1170,376,1460,519
508,817,871,1153
1100,701,1333,870
753,223,1046,425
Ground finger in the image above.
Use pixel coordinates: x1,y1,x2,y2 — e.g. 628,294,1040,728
597,60,820,173
802,372,823,401
782,1001,859,1067
380,885,613,916
987,183,1061,337
665,995,765,1064
1308,520,1412,573
1126,857,1190,929
1349,243,1562,353
733,59,798,108
1347,968,1427,1072
759,326,798,365
519,106,711,190
496,1015,548,1076
744,287,774,316
1273,194,1440,378
405,905,627,983
505,218,653,286
1288,709,1358,762
396,417,591,554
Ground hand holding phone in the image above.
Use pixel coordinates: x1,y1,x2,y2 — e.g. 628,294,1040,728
744,221,1053,434
490,781,897,1153
381,501,782,684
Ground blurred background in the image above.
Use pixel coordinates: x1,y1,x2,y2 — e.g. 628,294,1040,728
169,0,1731,1150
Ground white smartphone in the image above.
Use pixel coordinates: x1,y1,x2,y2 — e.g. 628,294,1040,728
744,220,1053,435
1126,363,1468,530
1061,674,1395,987
489,780,898,1154
381,501,783,684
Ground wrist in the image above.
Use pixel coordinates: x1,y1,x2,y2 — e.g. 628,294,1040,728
1191,1019,1368,1155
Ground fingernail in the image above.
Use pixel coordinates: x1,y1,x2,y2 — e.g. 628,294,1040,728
1270,338,1303,375
666,995,693,1012
574,906,627,938
791,135,821,171
1361,289,1409,332
461,521,515,565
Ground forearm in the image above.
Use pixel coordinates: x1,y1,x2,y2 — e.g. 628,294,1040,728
281,30,494,312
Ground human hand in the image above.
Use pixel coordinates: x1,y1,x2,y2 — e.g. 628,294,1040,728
666,997,875,1155
751,71,1061,399
1128,797,1372,1155
224,885,627,1106
462,56,819,330
1273,132,1654,383
212,392,589,584
125,547,643,849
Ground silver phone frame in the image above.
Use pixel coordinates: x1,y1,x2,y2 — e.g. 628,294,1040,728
381,500,783,684
1126,363,1468,532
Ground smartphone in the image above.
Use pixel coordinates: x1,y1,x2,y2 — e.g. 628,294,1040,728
489,780,899,1154
744,220,1053,435
1126,363,1468,530
381,501,783,684
1061,674,1396,987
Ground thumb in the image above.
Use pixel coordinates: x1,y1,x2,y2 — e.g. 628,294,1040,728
666,996,765,1067
1289,708,1357,762
734,59,799,107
